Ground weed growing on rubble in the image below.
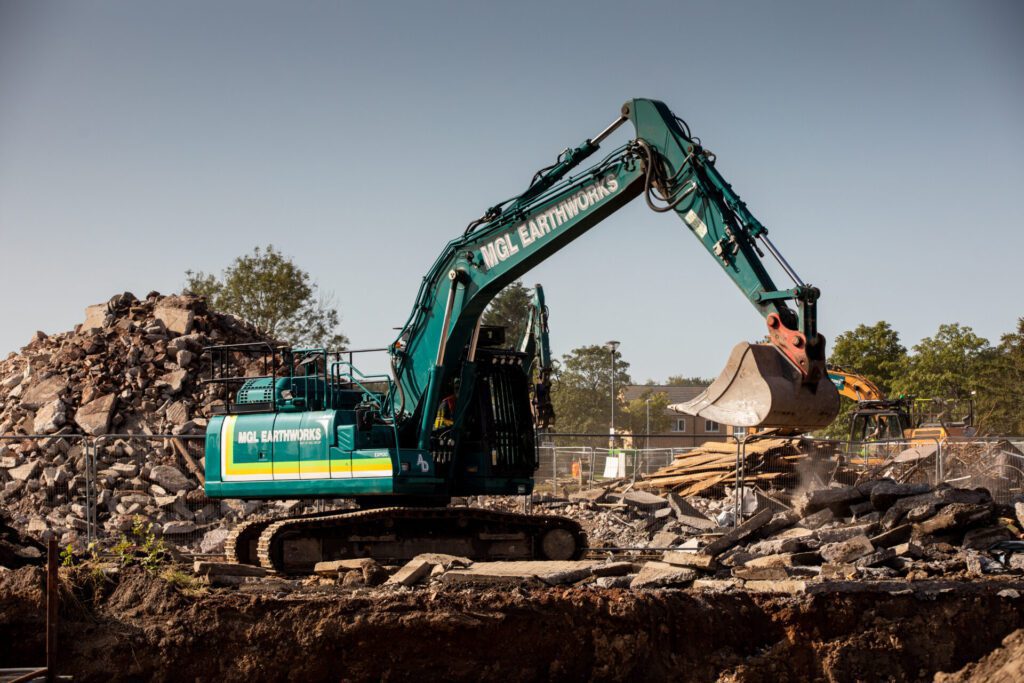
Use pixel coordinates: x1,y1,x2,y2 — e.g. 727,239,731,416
112,517,171,571
60,543,76,567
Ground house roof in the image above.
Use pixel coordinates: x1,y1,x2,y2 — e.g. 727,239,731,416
622,385,705,405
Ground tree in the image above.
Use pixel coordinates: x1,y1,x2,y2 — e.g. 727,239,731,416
665,375,711,387
185,245,349,349
974,318,1024,435
622,389,672,443
550,345,632,439
481,281,532,345
828,321,907,396
894,323,991,401
820,321,908,439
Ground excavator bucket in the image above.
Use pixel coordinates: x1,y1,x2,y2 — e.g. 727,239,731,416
671,342,839,430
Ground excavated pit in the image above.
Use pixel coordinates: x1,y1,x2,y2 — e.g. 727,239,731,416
2,566,1023,682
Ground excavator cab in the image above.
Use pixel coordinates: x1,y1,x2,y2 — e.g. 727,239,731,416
849,400,912,442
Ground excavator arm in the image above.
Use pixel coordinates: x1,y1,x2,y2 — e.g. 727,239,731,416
390,98,838,445
827,366,885,401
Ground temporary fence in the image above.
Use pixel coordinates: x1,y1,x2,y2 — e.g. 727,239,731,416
0,434,94,548
3,430,1022,549
534,444,691,495
729,435,1024,522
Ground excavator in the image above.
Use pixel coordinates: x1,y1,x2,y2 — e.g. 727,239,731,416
202,98,839,573
827,366,974,443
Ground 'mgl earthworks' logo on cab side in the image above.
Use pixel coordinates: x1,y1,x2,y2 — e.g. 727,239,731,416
236,428,323,444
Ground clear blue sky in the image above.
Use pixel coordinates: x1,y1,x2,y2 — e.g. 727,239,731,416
2,1,1022,382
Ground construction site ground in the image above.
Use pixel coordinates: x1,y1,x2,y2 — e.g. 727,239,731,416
1,563,1023,682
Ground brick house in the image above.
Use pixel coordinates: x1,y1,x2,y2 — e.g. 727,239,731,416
621,385,745,448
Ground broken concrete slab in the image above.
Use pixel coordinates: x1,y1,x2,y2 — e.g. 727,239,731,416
615,490,669,509
148,464,192,493
819,535,874,564
700,508,774,557
870,482,932,511
691,578,742,591
795,486,865,516
914,503,993,535
570,488,609,503
629,562,698,589
74,393,116,436
759,510,801,537
411,553,472,570
441,561,597,586
747,537,807,555
313,559,375,576
154,305,194,336
797,507,835,530
817,523,878,545
853,547,897,568
731,565,789,581
870,524,914,548
81,304,109,331
651,530,681,548
594,575,633,589
743,579,809,594
20,375,69,409
661,551,717,570
591,561,635,577
387,559,433,586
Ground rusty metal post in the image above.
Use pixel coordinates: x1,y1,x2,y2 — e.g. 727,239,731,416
46,536,58,682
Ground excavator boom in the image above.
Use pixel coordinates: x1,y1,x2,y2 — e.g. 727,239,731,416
391,98,838,433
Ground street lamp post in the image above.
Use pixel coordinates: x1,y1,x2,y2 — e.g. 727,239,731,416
645,397,651,452
604,340,620,450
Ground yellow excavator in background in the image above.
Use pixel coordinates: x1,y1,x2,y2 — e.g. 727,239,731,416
827,366,975,444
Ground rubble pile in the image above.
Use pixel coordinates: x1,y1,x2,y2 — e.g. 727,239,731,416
185,478,1024,593
0,291,284,551
637,437,810,498
640,479,1024,590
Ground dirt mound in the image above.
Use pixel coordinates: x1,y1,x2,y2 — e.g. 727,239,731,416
1,568,1022,682
935,627,1024,683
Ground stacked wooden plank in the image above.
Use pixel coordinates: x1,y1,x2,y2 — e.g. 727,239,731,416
636,438,807,497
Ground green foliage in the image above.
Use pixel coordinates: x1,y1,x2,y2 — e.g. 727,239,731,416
113,517,171,572
622,389,672,440
481,281,532,345
185,245,349,349
60,543,75,567
976,318,1024,435
551,344,632,440
664,375,711,387
893,323,991,401
820,321,908,439
829,321,907,396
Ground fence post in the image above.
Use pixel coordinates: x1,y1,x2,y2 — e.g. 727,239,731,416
552,448,558,495
81,439,92,546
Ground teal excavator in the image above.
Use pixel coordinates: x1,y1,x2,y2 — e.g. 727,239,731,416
203,98,839,573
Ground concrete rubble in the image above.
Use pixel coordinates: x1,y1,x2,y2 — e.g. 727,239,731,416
0,291,297,552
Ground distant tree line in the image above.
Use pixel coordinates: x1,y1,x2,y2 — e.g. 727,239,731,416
822,319,1024,437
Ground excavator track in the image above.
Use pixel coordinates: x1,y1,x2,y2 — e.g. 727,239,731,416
254,507,586,574
223,515,276,565
224,510,347,564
